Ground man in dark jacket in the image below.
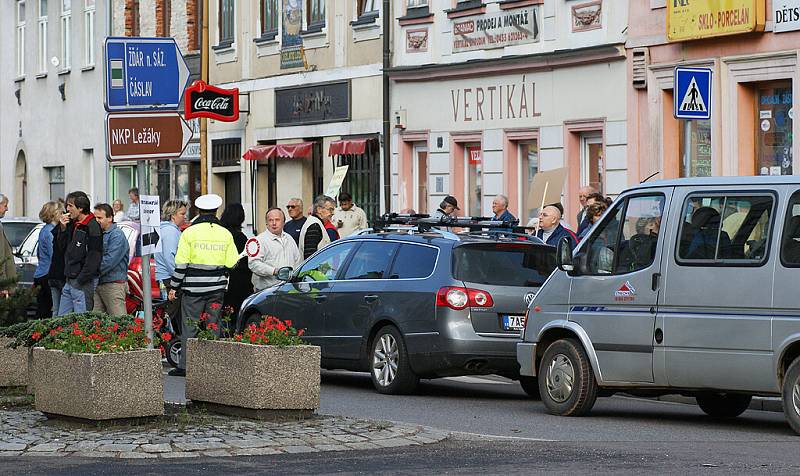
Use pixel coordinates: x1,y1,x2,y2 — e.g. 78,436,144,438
55,191,103,315
536,203,578,248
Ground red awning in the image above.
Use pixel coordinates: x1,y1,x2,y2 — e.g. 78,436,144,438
242,142,314,161
328,139,369,156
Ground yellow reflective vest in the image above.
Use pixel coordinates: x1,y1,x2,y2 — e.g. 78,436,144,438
170,216,240,296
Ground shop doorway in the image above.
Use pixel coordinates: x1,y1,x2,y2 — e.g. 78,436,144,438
224,171,242,209
15,152,27,217
756,81,793,176
465,143,482,217
413,144,428,214
337,139,381,223
580,133,604,195
518,141,539,223
308,139,324,198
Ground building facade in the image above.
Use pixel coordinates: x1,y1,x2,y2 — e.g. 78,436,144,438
207,0,386,233
390,0,628,228
628,0,799,182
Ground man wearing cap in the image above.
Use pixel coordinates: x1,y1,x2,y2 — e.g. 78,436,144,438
167,194,239,377
432,196,460,220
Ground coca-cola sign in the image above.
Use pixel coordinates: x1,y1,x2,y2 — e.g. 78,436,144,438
184,81,239,122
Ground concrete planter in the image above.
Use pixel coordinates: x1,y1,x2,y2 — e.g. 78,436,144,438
0,337,29,387
186,339,320,412
32,347,164,421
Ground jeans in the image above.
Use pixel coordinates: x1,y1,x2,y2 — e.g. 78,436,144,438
49,281,64,316
58,278,99,316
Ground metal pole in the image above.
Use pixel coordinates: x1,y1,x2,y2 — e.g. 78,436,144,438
683,120,692,177
382,0,391,214
137,162,154,349
200,0,210,195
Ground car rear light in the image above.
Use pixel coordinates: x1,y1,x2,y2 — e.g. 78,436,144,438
436,287,494,310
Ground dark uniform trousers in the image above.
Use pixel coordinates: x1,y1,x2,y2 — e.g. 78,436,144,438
179,291,225,370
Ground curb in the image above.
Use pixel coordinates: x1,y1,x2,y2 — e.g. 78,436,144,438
648,395,784,413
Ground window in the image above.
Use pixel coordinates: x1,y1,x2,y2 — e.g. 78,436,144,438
16,1,26,77
83,0,94,65
781,192,800,266
157,0,170,37
581,134,604,195
407,0,427,7
357,0,378,17
60,0,71,70
677,195,773,264
211,138,241,167
127,0,139,36
260,0,278,36
453,243,556,287
38,0,47,74
46,166,65,201
307,0,325,28
218,0,234,46
297,243,358,282
343,242,397,280
582,195,665,275
389,244,438,279
678,119,712,177
466,144,482,217
757,82,793,176
518,141,539,223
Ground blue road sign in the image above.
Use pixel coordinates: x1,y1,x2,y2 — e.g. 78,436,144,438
674,67,712,120
104,37,190,112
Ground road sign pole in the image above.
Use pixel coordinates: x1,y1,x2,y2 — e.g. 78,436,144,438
137,162,154,350
200,0,209,195
683,120,692,177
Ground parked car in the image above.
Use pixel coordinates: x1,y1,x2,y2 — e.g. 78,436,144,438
238,220,557,395
518,175,800,435
1,217,39,254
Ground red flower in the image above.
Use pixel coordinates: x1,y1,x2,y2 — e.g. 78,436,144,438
207,322,219,331
95,343,101,349
31,332,42,341
49,329,57,337
285,320,293,328
276,322,287,332
72,329,83,336
200,312,210,322
210,302,222,311
249,334,257,343
134,317,145,326
298,329,305,337
162,332,173,342
234,335,242,342
92,320,101,327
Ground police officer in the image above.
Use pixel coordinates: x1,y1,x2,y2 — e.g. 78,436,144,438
167,194,239,377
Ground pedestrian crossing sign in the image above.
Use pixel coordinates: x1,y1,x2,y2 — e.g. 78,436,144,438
674,67,712,120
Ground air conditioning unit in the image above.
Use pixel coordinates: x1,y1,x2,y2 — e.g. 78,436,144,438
393,109,407,129
632,47,649,90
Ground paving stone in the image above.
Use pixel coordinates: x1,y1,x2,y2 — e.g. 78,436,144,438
120,452,158,459
227,439,274,449
24,452,67,457
314,444,350,452
140,444,172,453
345,442,381,450
0,443,26,451
97,444,138,453
230,447,282,457
202,450,233,457
329,434,368,443
274,438,307,446
282,445,318,454
0,451,22,457
160,452,199,459
174,441,230,452
28,443,66,452
373,438,418,448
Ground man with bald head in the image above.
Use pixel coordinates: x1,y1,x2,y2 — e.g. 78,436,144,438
248,207,302,292
537,203,578,247
576,186,597,227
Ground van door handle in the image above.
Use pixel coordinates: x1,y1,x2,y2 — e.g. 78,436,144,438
314,295,328,303
364,295,379,303
651,273,661,291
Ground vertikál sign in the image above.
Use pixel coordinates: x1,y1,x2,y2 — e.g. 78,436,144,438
106,112,194,162
185,81,240,122
452,7,539,53
275,80,351,126
667,0,765,42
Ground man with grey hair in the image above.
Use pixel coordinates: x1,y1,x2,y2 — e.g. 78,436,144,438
576,186,597,227
299,195,336,259
0,194,16,291
491,194,516,222
283,197,307,246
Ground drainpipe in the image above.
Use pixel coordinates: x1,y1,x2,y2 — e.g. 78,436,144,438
382,0,391,214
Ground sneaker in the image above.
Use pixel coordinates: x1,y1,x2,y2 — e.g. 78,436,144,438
168,368,186,377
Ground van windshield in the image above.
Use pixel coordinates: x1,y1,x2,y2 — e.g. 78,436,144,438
452,243,556,287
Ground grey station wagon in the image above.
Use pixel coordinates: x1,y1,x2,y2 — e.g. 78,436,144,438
518,176,800,435
238,217,556,395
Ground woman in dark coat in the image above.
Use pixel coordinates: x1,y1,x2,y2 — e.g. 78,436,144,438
219,204,253,330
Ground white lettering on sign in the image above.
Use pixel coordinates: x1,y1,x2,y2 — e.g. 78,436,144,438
109,127,162,147
194,97,231,111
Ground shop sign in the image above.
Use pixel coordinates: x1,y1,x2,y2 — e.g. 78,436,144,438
275,81,351,126
185,81,239,122
452,6,539,53
667,0,765,42
468,147,482,165
450,78,541,124
774,0,800,32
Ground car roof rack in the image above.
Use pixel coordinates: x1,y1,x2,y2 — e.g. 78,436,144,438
375,213,521,231
463,230,546,244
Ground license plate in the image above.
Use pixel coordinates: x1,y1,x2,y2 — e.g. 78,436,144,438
502,315,525,331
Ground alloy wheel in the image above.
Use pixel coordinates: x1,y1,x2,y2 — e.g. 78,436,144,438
372,334,399,388
545,353,575,403
793,379,800,417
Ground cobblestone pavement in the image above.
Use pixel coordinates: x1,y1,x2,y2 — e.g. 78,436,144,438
0,409,449,459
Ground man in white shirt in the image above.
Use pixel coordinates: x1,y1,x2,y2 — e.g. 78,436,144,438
332,192,369,238
247,208,302,292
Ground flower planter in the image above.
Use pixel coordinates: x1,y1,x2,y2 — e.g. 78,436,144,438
185,339,320,413
0,337,29,387
32,347,164,421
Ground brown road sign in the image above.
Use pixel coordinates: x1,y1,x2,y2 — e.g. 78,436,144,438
106,112,193,162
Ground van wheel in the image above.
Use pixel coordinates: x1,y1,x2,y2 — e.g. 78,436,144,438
518,376,541,399
696,393,752,418
782,358,800,434
370,326,418,395
538,338,598,416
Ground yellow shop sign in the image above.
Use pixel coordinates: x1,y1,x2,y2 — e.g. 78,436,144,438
667,0,765,41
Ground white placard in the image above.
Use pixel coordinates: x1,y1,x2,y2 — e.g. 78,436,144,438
140,195,161,255
325,165,350,199
774,1,800,33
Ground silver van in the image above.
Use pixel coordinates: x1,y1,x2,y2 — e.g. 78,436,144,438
517,176,800,434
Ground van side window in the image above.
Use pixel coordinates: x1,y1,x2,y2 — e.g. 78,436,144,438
677,195,773,264
582,194,665,275
780,192,800,266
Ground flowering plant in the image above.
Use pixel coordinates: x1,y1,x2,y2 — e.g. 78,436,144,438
187,302,235,341
234,316,305,347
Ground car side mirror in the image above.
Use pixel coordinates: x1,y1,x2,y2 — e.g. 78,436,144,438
556,237,575,273
277,266,294,282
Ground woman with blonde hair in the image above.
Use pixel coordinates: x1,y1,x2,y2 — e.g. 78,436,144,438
34,201,62,318
112,199,126,222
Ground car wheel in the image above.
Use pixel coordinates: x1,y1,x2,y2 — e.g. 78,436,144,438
166,339,181,369
370,326,418,395
518,376,541,399
783,358,800,435
538,338,598,416
696,393,752,418
239,312,262,332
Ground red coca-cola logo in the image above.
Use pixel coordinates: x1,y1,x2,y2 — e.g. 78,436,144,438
185,81,239,122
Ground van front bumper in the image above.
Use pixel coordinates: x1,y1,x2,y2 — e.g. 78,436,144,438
517,342,537,377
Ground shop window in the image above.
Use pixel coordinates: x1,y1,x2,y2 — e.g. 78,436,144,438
306,0,325,30
260,0,278,37
110,165,136,208
337,139,381,224
218,0,234,46
211,138,241,168
581,133,604,194
174,162,201,218
678,119,712,177
465,143,482,217
756,82,793,176
518,141,539,223
414,146,428,214
46,166,65,202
